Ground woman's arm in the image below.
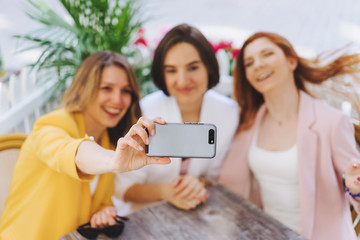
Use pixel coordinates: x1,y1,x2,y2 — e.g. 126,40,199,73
330,115,360,207
75,141,115,175
75,117,170,175
124,183,169,203
345,161,360,204
124,176,208,210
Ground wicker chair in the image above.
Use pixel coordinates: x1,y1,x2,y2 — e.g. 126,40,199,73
351,207,360,236
0,133,27,215
353,123,360,236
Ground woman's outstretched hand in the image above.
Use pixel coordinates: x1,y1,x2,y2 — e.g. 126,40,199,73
345,160,360,197
75,117,170,175
113,117,171,172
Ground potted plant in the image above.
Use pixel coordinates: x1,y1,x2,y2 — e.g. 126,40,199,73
15,0,150,95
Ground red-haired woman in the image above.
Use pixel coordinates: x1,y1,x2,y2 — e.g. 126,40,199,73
219,32,360,240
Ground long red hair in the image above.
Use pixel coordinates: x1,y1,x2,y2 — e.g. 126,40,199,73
234,32,360,132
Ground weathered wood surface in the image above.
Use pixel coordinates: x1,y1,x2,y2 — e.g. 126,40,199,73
62,184,305,240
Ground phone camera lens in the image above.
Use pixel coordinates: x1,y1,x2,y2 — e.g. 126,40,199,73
208,129,215,144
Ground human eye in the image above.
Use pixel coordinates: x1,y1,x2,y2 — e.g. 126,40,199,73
263,50,274,57
164,67,176,74
244,60,253,68
122,88,133,95
100,85,112,91
188,65,199,71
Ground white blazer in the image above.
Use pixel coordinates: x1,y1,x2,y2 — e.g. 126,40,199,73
114,90,239,213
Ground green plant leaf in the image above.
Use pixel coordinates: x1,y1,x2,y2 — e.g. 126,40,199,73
15,0,149,97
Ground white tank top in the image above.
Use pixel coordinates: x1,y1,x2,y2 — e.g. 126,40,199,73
248,127,302,234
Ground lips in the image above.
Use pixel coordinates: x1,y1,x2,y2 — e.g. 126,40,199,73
257,71,273,82
178,87,193,94
103,106,121,116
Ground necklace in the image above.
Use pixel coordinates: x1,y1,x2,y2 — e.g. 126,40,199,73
265,92,300,127
267,111,297,127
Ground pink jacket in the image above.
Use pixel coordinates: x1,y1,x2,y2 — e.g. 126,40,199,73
219,91,359,240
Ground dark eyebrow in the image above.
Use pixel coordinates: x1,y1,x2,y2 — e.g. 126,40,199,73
163,65,175,69
187,60,201,66
163,60,201,69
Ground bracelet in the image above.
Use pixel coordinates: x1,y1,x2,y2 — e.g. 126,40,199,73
343,175,360,199
345,187,360,199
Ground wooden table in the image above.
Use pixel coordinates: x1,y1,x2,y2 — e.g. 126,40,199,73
61,184,305,240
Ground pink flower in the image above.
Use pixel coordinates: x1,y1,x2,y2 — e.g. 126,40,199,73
134,27,148,47
134,37,148,47
209,41,220,53
217,41,233,51
231,48,240,59
138,27,145,34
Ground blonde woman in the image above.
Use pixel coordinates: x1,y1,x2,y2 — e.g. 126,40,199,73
0,51,170,239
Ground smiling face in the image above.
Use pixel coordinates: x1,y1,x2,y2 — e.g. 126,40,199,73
243,37,297,94
83,65,132,134
163,42,208,106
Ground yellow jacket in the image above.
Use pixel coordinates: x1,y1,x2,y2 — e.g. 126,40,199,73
0,108,114,240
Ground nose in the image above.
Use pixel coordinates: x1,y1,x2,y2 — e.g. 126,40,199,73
111,90,123,106
176,70,190,87
253,57,266,70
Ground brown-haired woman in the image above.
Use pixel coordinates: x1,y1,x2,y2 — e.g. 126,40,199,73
114,24,239,212
219,32,360,239
0,51,170,240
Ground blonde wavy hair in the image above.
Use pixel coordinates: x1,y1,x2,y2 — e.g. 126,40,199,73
63,51,141,145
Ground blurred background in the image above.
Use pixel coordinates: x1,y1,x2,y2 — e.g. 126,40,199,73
1,0,360,70
1,0,360,133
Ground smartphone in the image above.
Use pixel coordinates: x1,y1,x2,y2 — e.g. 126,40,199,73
145,123,217,158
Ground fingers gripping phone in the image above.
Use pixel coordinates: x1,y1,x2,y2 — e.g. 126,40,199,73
145,123,217,158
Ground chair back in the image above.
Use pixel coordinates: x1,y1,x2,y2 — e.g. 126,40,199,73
354,123,360,146
0,133,27,215
351,206,360,236
353,123,360,236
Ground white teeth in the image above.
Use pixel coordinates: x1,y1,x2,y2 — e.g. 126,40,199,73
104,107,120,114
258,72,273,81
